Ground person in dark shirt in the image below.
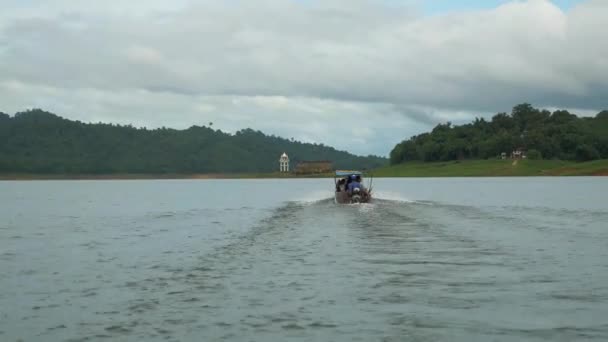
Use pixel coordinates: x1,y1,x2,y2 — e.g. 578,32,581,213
336,178,346,192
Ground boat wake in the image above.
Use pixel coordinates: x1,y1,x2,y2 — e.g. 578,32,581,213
372,190,427,204
288,190,334,204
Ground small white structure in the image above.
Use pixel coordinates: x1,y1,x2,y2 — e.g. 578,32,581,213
511,149,526,160
279,152,290,172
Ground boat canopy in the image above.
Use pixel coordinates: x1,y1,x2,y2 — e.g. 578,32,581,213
335,170,363,177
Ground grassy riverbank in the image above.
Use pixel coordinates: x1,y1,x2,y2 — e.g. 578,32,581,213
372,159,608,177
2,160,607,180
0,172,333,180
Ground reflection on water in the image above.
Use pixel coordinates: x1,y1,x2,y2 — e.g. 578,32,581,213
1,178,607,341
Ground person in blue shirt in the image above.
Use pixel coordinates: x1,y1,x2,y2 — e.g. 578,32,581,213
347,175,365,194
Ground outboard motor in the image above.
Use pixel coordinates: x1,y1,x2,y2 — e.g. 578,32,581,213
351,187,362,204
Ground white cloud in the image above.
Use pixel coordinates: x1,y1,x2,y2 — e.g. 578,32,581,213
0,0,606,156
125,45,165,65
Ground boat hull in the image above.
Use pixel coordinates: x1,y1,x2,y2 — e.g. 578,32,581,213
334,170,373,204
335,191,372,204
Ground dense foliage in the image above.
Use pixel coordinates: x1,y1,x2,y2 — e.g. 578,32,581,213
0,109,387,174
390,104,608,165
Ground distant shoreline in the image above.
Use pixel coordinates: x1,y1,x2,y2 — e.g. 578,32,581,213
0,166,608,182
0,173,334,180
1,159,607,180
373,159,608,177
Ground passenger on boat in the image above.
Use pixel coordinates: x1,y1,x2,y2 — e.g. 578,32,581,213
347,175,365,194
345,176,352,190
336,178,346,192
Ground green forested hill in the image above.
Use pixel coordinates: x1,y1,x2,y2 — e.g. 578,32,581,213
0,109,387,174
390,104,608,165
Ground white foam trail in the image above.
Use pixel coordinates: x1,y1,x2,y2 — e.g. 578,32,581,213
356,203,376,212
372,191,416,203
289,190,429,206
290,190,333,204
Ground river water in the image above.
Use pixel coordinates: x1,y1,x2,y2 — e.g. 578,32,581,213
1,178,607,341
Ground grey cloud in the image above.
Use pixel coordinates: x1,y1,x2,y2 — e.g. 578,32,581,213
0,78,417,155
3,1,607,108
0,0,606,156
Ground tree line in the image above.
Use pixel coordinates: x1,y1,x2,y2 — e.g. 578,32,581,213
0,109,387,174
390,104,608,165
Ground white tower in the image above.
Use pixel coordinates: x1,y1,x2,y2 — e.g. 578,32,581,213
279,152,290,172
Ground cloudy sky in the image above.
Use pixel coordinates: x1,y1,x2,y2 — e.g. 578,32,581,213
0,0,606,156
